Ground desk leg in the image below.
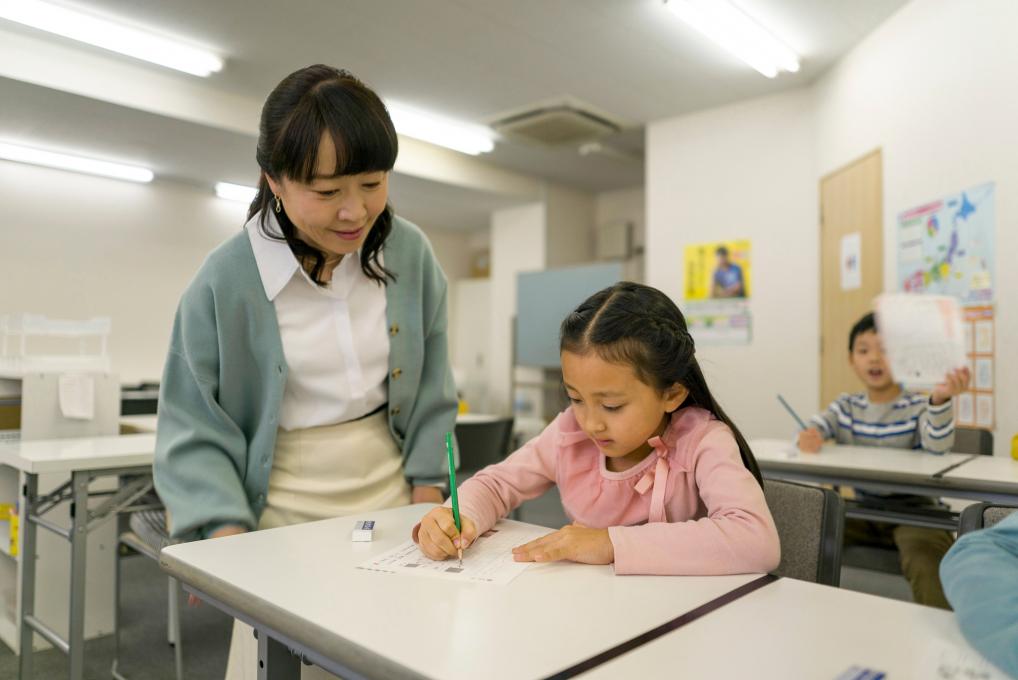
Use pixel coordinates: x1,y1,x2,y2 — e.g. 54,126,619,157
18,474,38,680
256,629,300,680
68,470,88,680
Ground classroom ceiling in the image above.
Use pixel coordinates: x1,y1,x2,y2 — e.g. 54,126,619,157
0,0,908,229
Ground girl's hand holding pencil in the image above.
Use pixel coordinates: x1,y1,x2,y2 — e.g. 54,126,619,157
417,507,479,561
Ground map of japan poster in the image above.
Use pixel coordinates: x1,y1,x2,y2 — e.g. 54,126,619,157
897,182,995,303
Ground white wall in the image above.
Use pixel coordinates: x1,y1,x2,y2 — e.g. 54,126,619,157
0,163,242,383
596,186,646,281
0,162,474,386
645,0,1017,455
544,185,595,268
417,225,476,362
487,203,546,414
595,186,645,251
646,90,818,441
452,278,491,410
813,0,1018,456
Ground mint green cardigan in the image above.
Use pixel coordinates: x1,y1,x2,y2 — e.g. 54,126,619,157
153,215,457,540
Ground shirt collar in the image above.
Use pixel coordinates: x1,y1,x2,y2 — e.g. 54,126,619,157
245,211,300,302
246,211,370,301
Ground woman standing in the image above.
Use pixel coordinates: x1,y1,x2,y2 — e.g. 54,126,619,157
154,64,456,678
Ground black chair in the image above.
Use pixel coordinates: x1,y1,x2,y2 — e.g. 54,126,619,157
454,416,515,477
958,503,1018,535
764,479,844,586
953,427,994,456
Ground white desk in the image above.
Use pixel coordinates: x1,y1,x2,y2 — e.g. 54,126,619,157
0,433,155,474
751,438,1018,520
752,438,972,484
0,434,156,680
161,504,765,680
939,455,1018,504
583,577,1004,680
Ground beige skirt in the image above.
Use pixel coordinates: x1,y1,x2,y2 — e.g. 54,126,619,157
224,409,411,680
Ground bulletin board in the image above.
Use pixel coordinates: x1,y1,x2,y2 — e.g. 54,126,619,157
956,304,995,430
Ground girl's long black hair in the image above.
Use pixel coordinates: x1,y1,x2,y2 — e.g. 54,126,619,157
560,281,763,485
248,64,398,285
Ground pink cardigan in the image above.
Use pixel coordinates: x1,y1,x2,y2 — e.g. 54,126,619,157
453,406,780,576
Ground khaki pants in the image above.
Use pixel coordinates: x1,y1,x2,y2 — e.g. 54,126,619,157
844,518,954,609
224,410,412,680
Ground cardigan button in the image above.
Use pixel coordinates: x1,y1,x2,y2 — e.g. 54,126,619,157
390,406,401,417
391,368,402,379
389,323,399,336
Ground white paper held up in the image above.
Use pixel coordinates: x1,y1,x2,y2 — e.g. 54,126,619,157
875,294,966,389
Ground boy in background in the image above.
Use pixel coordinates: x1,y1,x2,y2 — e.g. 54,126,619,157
798,312,970,608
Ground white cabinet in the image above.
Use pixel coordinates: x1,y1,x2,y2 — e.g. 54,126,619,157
0,371,119,653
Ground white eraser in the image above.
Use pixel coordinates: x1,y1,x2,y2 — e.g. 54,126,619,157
351,520,375,542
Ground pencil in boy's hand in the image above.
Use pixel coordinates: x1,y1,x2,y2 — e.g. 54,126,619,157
777,394,808,431
445,432,463,566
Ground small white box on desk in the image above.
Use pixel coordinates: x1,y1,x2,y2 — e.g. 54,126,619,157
351,520,375,542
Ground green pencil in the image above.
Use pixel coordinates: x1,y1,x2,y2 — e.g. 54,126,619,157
445,432,463,566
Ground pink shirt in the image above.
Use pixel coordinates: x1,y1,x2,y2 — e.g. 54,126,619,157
453,406,780,576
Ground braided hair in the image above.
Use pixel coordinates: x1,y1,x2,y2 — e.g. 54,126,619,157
560,282,763,485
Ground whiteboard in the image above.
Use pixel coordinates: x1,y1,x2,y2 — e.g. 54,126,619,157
515,262,624,368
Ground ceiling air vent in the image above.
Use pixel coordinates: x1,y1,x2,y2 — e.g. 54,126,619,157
491,102,621,147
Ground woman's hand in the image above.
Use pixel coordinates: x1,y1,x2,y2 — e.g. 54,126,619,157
512,523,614,565
416,506,478,561
208,524,249,540
190,524,249,605
797,427,823,453
931,367,971,405
411,485,445,505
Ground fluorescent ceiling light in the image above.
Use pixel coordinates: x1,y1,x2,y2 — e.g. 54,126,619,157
215,182,257,203
0,0,223,77
0,141,154,182
387,102,496,155
664,0,800,78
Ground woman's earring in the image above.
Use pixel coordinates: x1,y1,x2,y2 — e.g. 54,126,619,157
274,195,282,213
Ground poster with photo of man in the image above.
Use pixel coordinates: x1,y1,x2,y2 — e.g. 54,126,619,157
684,240,752,300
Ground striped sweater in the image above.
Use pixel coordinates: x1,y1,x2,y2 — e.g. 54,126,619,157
810,390,955,454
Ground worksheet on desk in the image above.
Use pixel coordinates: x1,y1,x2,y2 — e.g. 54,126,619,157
357,522,552,585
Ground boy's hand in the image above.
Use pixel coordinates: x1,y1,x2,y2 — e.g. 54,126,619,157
511,523,614,565
797,427,823,453
931,367,971,405
416,506,478,561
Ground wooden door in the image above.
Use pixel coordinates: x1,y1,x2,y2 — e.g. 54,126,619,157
819,150,884,407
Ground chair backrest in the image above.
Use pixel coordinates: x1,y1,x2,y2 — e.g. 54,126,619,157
953,427,994,456
959,502,1018,535
763,479,844,586
454,416,515,475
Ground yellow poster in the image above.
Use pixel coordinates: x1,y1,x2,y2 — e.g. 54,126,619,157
684,240,752,300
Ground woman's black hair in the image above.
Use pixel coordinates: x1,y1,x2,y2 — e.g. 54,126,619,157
560,281,763,485
248,64,398,285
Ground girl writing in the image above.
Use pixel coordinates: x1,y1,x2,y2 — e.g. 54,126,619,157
415,282,779,575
